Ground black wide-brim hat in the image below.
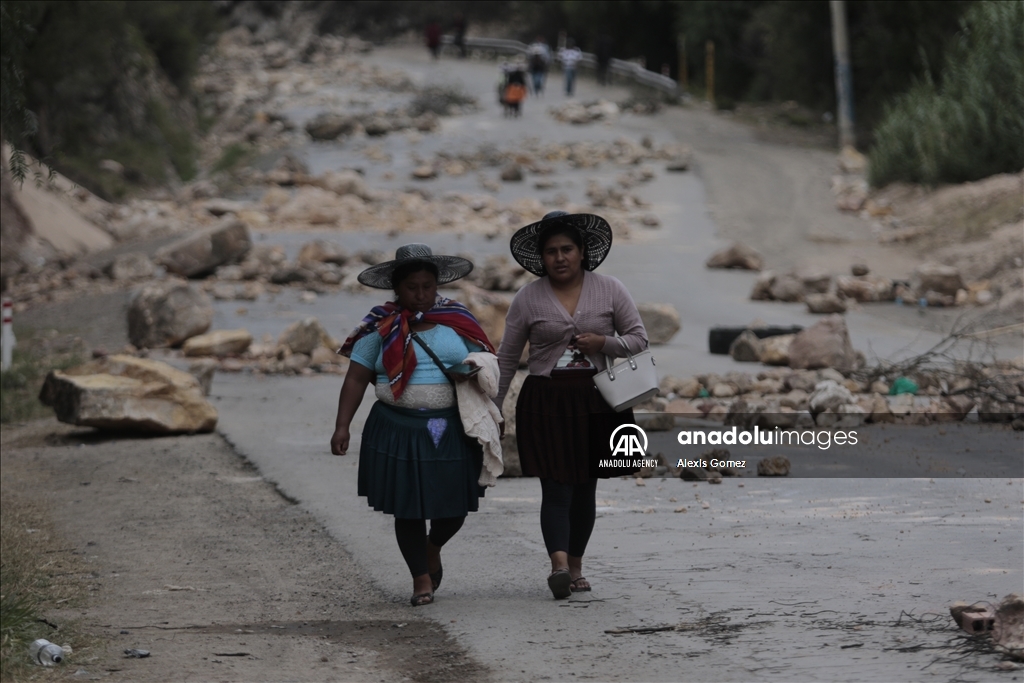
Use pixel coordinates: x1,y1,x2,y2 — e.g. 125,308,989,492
509,212,613,277
357,243,474,289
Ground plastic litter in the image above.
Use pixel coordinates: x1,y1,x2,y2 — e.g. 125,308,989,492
888,377,919,395
29,639,64,666
124,649,151,658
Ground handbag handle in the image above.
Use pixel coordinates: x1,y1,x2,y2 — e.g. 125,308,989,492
603,337,639,381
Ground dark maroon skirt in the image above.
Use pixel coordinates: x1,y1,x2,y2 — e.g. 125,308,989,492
515,370,636,484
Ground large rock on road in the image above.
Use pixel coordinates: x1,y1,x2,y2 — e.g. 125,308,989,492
127,281,213,348
155,218,251,277
39,355,217,433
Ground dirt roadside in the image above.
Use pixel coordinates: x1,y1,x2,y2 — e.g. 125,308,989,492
0,421,488,682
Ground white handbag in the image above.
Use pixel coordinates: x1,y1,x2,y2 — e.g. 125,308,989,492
593,337,659,412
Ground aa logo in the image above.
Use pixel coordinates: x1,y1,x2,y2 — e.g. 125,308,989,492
609,424,647,457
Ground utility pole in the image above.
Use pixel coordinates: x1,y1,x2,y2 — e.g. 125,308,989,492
705,40,715,105
830,0,855,148
677,34,687,88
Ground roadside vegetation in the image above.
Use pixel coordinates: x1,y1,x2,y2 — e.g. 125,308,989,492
0,331,84,425
0,480,90,681
868,0,1024,187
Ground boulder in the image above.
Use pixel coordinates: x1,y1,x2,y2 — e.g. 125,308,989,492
992,593,1024,658
297,240,348,265
836,275,894,302
105,253,156,281
705,242,763,271
760,334,795,366
806,292,847,314
188,358,218,396
182,329,253,357
768,274,805,302
412,165,437,180
38,355,217,433
155,219,251,278
788,315,857,373
749,272,776,300
278,317,338,355
316,170,371,200
757,456,790,476
729,330,763,362
305,112,357,140
500,164,524,182
637,303,681,345
127,281,213,348
806,378,856,417
914,263,965,297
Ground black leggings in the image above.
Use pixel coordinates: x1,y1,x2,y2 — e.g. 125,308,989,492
394,517,465,578
539,478,598,557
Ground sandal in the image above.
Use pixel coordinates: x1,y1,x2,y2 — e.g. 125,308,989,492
410,591,434,607
547,569,572,599
570,576,591,592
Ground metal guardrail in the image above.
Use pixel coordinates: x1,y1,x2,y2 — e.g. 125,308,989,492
441,35,679,96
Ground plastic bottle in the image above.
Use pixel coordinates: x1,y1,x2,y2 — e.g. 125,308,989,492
29,639,64,666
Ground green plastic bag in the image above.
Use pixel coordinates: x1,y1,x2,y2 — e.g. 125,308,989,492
889,377,918,395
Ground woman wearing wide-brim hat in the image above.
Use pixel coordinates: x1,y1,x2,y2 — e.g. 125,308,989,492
332,244,500,607
496,211,648,598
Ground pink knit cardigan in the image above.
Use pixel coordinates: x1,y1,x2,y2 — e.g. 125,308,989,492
495,271,649,406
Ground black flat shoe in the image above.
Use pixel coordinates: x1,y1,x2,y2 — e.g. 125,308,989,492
547,569,572,599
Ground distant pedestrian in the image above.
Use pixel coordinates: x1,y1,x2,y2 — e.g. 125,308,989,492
425,20,442,59
452,13,467,58
503,64,527,117
527,36,551,96
558,40,582,97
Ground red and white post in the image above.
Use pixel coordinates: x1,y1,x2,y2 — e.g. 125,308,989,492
1,298,14,371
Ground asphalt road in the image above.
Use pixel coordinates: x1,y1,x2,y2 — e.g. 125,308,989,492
206,47,1022,681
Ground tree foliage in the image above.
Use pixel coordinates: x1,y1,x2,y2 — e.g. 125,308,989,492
1,0,218,195
868,0,1024,186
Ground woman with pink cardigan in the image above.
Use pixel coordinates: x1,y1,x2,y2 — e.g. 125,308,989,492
496,211,648,599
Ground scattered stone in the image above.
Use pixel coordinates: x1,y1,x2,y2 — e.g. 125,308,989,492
705,242,763,271
188,358,218,396
412,165,437,180
768,274,805,302
155,219,252,278
297,240,348,265
637,303,681,345
993,593,1024,659
836,275,894,302
305,112,357,140
127,281,213,349
39,355,217,433
105,253,156,281
729,330,763,363
914,263,965,297
278,317,338,355
182,329,253,357
788,315,858,373
757,456,791,476
760,334,794,366
851,263,870,277
806,292,847,314
499,164,524,182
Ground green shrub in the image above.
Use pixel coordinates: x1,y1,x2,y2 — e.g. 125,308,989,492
869,0,1024,186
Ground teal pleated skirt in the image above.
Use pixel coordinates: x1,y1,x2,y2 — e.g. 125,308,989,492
358,402,484,520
